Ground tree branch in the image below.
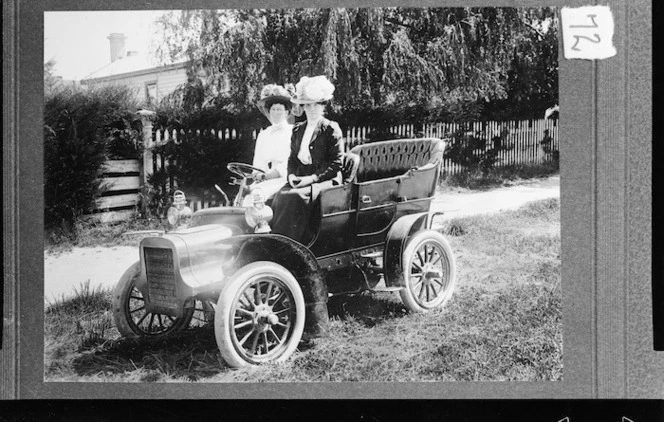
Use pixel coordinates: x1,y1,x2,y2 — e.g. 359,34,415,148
384,17,416,30
520,20,544,39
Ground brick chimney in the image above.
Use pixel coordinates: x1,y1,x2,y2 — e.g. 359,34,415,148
107,33,127,62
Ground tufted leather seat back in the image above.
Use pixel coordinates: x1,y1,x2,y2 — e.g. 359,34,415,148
348,138,445,183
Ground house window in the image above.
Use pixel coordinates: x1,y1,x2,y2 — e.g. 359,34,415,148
146,82,157,105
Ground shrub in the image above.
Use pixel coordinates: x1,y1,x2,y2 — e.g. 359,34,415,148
444,219,468,236
444,162,560,190
143,101,264,214
44,85,142,234
143,131,253,216
142,168,173,219
444,125,500,176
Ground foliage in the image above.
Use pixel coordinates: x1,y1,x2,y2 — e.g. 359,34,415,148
162,134,252,193
44,215,168,252
149,99,265,212
44,84,142,232
444,125,500,175
44,59,63,96
143,129,254,214
444,219,468,237
441,161,560,191
482,15,559,120
106,117,143,160
153,7,558,121
141,169,173,219
45,281,116,373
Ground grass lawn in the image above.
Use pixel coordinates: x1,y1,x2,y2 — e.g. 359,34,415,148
44,198,561,382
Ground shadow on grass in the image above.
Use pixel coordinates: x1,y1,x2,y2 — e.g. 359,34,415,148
70,326,227,381
67,293,409,380
327,292,408,326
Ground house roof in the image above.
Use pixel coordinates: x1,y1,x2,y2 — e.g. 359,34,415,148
82,54,189,83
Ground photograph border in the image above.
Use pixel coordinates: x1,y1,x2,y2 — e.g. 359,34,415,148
3,0,659,399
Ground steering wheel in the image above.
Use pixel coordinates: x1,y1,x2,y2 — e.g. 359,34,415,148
227,162,267,207
227,162,265,179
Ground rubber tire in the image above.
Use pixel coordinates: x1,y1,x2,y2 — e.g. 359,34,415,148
112,262,193,339
398,230,457,313
215,261,305,368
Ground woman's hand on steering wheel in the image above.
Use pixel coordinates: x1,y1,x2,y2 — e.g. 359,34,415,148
252,171,267,182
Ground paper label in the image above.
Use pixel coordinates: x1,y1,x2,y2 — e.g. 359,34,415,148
561,6,617,60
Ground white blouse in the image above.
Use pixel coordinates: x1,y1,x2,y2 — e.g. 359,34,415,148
252,121,293,177
297,118,322,165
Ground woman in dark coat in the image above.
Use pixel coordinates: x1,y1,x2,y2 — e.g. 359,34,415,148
271,75,343,244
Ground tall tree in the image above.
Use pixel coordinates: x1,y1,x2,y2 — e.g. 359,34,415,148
153,7,558,120
44,59,62,96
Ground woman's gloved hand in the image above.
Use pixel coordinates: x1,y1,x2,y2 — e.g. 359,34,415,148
252,171,267,182
288,174,318,188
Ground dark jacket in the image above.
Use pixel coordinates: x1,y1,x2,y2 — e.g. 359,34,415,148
288,118,343,182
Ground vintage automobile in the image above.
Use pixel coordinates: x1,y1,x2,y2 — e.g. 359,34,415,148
113,137,457,367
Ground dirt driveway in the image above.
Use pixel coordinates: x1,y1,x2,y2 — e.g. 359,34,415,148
431,175,560,220
44,175,559,302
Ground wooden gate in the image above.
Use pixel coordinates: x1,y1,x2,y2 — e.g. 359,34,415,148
86,159,141,223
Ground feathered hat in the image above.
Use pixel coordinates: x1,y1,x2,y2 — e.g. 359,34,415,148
257,84,295,119
290,75,335,104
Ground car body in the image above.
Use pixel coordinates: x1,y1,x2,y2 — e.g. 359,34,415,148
113,137,457,367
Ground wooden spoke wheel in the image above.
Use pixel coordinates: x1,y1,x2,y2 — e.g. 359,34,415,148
113,262,193,339
399,230,457,312
215,262,305,367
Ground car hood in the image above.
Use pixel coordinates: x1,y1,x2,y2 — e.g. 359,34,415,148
141,224,235,288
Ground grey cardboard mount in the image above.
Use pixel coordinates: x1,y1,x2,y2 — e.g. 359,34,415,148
2,0,659,399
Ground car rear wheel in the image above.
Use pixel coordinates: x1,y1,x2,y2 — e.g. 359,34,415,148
215,261,305,368
113,262,193,339
399,230,456,313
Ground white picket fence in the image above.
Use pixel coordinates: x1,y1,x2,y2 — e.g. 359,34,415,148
152,127,261,145
91,118,558,221
150,118,558,176
346,119,559,175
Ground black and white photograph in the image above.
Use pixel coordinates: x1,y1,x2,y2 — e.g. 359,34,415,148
41,7,562,383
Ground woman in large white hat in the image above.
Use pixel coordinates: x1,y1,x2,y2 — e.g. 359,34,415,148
271,75,343,244
243,84,295,205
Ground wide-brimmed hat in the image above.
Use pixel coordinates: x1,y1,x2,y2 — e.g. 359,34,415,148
291,75,335,104
257,84,294,119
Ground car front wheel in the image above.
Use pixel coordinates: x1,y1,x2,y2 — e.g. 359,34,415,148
215,261,305,367
112,262,193,339
399,230,456,313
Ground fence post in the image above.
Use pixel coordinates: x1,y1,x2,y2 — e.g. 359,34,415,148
137,109,157,215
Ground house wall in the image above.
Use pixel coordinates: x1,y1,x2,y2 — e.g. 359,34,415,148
86,65,188,105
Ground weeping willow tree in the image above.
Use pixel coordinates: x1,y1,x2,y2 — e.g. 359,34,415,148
152,7,558,121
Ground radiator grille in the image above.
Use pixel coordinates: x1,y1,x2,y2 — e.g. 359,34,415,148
144,247,177,309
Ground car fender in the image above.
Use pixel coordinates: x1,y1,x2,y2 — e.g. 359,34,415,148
383,211,443,288
220,234,330,339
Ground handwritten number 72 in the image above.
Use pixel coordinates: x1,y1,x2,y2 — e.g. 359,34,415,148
569,14,601,51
